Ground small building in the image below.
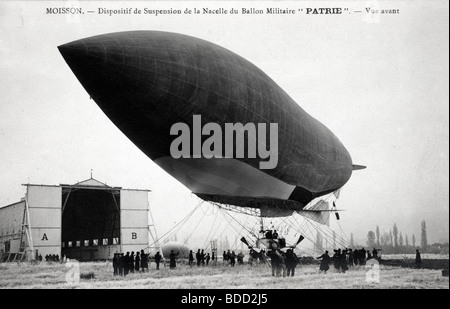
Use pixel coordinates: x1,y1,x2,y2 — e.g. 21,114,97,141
0,178,151,262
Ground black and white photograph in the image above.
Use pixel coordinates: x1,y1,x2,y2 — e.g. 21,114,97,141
0,0,448,293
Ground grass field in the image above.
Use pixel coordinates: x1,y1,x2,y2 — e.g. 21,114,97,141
0,259,448,289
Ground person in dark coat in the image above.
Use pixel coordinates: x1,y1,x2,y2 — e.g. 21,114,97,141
340,249,348,273
230,251,236,267
189,250,194,266
135,252,141,272
359,248,366,265
140,250,148,271
118,253,124,276
347,249,354,267
206,253,211,265
272,230,279,239
285,248,299,277
169,250,179,269
237,252,244,265
196,249,201,266
353,249,359,266
113,253,119,275
372,248,378,260
129,251,135,273
317,250,331,274
124,252,130,276
154,251,162,270
223,251,228,263
415,249,422,268
332,249,341,272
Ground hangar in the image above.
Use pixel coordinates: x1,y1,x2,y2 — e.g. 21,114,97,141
0,178,152,262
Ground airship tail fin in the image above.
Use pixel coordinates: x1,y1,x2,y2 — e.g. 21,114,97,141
352,164,366,170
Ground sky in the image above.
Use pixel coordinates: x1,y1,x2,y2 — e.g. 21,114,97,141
0,0,448,249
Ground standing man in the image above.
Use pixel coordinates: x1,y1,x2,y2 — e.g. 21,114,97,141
169,250,179,269
317,250,331,274
332,249,341,272
285,248,299,277
196,249,202,266
222,251,228,264
129,251,135,273
140,249,148,272
113,253,119,275
124,252,130,276
118,253,124,276
372,248,378,260
359,248,366,265
188,250,194,266
135,251,141,272
230,251,236,267
347,249,354,267
415,249,422,268
340,249,348,273
154,251,162,270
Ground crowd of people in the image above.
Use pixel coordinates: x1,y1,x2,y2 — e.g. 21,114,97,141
111,247,250,275
188,249,214,266
37,244,425,278
112,249,151,276
43,254,60,262
267,247,300,277
222,250,245,266
316,247,381,274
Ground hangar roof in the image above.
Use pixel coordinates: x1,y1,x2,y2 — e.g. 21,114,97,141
20,178,151,192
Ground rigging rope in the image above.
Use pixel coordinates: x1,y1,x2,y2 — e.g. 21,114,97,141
146,203,200,249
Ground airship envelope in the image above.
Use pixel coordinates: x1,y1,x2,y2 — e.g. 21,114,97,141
59,31,359,217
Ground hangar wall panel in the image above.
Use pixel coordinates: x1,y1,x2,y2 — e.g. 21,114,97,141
120,190,149,253
31,228,61,253
27,186,61,209
9,238,21,253
121,211,148,228
0,201,25,238
120,190,149,210
28,208,61,228
27,186,62,256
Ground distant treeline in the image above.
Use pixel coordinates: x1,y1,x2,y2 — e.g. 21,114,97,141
359,220,449,255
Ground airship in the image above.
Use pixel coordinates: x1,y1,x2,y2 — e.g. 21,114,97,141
58,31,363,217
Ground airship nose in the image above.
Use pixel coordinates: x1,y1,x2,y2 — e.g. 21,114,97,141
58,35,144,103
58,32,192,160
58,32,197,123
58,33,183,128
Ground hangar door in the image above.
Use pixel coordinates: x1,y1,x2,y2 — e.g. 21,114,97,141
27,185,62,258
61,186,120,260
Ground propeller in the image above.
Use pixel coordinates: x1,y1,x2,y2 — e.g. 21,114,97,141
290,235,305,248
333,201,340,220
240,237,251,248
